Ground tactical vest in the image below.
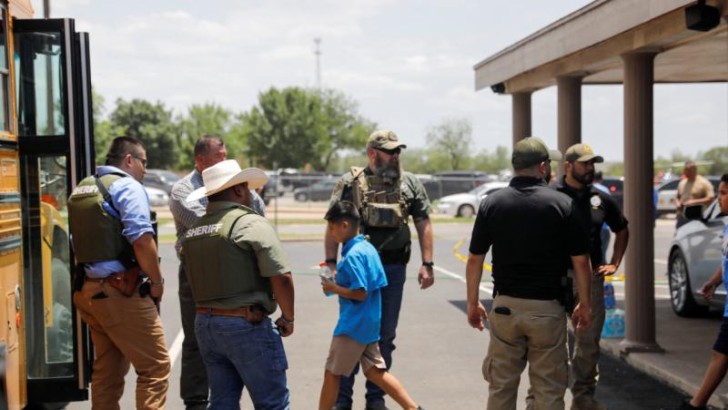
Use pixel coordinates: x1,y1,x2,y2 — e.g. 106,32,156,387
350,167,409,230
182,206,276,313
68,173,135,265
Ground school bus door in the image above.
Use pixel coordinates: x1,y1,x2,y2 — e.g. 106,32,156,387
12,18,93,407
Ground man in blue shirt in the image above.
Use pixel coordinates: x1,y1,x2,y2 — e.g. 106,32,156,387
69,136,170,409
319,201,424,410
678,174,728,410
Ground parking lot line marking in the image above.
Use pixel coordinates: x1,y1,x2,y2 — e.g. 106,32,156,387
433,265,493,297
453,238,492,271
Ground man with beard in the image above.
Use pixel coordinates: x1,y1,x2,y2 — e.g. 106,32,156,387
558,143,629,410
325,130,434,410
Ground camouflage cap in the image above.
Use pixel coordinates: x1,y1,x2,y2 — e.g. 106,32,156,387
564,143,604,163
367,130,407,150
512,137,559,170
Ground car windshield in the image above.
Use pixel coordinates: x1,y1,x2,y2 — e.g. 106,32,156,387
159,170,180,183
469,184,489,195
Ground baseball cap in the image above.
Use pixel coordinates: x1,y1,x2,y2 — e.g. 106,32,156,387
564,143,604,163
367,130,407,150
511,137,560,170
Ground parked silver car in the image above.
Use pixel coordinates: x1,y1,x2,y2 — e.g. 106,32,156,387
668,200,727,316
435,181,509,217
145,186,170,207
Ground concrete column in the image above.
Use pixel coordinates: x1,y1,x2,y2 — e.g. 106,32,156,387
620,51,662,353
556,76,582,155
512,92,532,145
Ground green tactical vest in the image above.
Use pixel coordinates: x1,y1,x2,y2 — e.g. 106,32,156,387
182,206,277,313
349,167,411,250
68,173,134,265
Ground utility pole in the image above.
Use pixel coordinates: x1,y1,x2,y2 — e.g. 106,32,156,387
43,0,50,18
314,38,322,90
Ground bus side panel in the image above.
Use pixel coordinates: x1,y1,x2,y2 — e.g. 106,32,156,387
0,150,22,410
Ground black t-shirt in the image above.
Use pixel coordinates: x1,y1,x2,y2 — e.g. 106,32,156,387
469,176,589,300
556,177,628,265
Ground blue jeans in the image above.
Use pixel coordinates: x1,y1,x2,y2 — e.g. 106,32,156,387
336,264,406,408
195,313,290,410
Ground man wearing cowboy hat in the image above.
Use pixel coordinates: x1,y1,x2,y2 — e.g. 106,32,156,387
182,159,295,409
168,135,266,410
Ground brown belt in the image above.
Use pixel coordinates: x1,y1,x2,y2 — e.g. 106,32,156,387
196,307,253,318
85,277,109,283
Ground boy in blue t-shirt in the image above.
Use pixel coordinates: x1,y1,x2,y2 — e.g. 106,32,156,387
318,201,423,410
678,174,728,410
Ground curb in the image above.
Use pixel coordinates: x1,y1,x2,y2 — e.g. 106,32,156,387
599,339,728,409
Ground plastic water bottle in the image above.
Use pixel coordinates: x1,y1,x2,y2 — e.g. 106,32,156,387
319,262,334,297
601,308,625,339
604,281,616,310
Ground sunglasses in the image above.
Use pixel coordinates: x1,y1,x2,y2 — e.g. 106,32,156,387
375,147,402,156
132,155,148,167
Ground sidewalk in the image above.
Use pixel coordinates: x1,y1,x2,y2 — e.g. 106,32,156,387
600,302,728,409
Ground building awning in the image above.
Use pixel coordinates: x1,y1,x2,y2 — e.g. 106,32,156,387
474,0,728,94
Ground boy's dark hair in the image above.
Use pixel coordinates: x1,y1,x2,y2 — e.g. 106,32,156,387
324,201,361,223
105,136,145,166
721,173,728,185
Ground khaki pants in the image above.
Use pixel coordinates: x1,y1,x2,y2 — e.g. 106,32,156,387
75,280,170,410
484,295,568,410
569,274,606,400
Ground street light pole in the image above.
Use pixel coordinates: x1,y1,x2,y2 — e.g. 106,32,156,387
314,38,322,90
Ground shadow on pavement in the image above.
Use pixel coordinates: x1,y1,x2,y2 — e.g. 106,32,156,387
449,299,701,410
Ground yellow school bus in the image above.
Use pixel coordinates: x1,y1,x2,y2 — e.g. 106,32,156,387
0,1,94,408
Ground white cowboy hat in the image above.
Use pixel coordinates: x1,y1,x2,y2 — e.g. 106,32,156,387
186,160,268,202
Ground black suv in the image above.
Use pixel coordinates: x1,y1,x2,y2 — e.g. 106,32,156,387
423,171,494,200
600,177,624,210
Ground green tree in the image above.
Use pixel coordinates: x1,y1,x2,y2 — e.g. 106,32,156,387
92,89,124,163
702,146,728,175
176,103,234,168
110,99,179,169
425,119,473,170
317,89,376,170
241,87,375,170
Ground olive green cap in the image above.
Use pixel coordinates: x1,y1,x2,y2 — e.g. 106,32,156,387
512,137,560,170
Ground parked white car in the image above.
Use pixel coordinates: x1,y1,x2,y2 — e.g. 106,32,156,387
145,186,169,207
435,181,509,217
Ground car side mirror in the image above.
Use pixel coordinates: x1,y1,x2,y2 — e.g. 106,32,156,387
684,204,704,221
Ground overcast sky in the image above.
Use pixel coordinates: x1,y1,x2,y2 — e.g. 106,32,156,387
53,0,727,162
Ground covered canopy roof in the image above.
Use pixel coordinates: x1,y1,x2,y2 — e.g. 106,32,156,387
474,0,728,94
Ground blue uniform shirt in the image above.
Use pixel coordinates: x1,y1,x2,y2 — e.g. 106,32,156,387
84,165,154,278
333,234,388,344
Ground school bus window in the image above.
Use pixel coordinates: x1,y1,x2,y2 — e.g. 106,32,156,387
0,7,9,132
15,30,66,137
23,155,73,379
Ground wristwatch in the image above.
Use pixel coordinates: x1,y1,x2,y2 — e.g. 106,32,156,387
422,261,434,268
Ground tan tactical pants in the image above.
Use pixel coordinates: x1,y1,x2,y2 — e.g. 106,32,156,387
484,295,568,410
75,280,170,409
569,274,606,401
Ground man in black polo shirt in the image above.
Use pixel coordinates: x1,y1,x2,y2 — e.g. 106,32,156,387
558,144,629,410
466,137,592,410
